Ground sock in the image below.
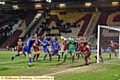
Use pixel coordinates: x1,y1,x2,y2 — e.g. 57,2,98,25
84,56,88,64
62,52,64,58
77,53,80,59
58,55,60,61
70,53,72,56
115,53,117,57
76,53,77,57
100,56,103,62
49,54,52,61
36,54,40,60
109,54,111,59
72,56,74,63
95,56,97,59
23,52,26,57
33,54,36,60
64,55,67,62
14,54,20,57
44,55,47,60
81,54,83,58
28,57,32,63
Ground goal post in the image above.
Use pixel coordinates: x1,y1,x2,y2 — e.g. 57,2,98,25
97,25,120,63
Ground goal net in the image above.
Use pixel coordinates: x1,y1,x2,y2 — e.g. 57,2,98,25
97,25,120,64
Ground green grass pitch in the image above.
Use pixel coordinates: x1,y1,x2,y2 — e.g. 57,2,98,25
0,50,120,80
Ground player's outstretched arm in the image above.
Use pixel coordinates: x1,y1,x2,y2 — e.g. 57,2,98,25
114,43,119,46
38,39,46,45
107,46,110,50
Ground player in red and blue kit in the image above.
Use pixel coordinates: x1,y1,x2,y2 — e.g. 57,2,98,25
12,33,37,67
52,41,61,62
40,36,52,61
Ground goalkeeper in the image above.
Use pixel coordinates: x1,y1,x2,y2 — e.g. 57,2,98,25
63,37,76,63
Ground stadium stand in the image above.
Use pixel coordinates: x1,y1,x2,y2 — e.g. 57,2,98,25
77,13,93,36
0,10,44,48
11,11,44,47
1,30,22,48
90,11,120,48
0,10,25,47
39,10,93,38
93,11,111,38
0,6,120,49
107,11,120,26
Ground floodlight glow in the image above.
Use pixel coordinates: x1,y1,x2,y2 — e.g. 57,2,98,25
12,5,19,10
2,2,5,4
112,2,119,6
13,5,18,8
35,0,41,1
46,0,51,3
85,3,91,7
35,4,42,7
0,2,5,4
59,4,66,8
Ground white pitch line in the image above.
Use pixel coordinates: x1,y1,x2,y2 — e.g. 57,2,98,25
43,66,90,76
43,59,120,76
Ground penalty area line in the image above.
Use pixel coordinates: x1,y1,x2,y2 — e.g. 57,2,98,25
43,66,90,76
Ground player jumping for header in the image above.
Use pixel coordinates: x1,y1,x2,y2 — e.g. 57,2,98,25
12,33,38,67
63,37,76,63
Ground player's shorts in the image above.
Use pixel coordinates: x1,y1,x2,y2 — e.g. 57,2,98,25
43,48,50,53
85,52,91,58
78,47,84,52
64,50,68,53
67,48,75,54
86,51,91,55
60,48,64,52
51,44,54,49
110,49,115,52
75,47,78,51
33,46,40,52
49,48,52,52
64,48,68,51
99,49,102,55
23,45,31,54
59,48,67,53
17,45,23,52
52,50,59,55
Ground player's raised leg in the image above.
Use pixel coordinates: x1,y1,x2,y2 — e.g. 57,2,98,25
11,38,25,60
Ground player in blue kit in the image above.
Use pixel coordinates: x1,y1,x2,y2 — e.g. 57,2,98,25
50,37,56,50
12,33,37,67
52,41,61,62
40,36,52,61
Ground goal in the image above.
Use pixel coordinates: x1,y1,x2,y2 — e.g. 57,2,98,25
97,25,120,63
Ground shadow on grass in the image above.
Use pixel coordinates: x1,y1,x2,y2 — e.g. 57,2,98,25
0,67,9,71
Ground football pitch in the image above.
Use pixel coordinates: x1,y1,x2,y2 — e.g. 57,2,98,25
0,50,120,80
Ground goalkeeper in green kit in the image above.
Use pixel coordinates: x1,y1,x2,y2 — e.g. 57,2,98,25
63,37,76,63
